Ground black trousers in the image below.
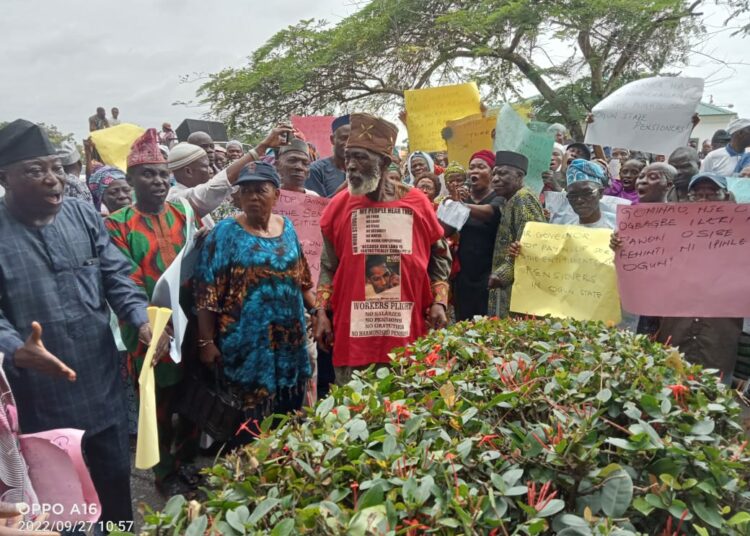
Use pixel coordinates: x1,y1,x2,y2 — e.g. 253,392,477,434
81,420,132,529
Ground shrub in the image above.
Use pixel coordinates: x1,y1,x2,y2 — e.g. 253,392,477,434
142,318,750,535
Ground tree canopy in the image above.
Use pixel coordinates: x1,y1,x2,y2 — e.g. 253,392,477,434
198,0,723,140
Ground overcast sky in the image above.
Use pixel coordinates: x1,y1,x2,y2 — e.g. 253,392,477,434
0,0,746,142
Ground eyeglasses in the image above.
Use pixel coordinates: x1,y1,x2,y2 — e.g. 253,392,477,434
566,190,599,201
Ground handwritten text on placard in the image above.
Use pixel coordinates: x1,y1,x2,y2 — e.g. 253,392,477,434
615,202,750,317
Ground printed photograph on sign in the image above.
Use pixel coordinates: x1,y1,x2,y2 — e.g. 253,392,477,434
351,207,414,255
364,255,401,301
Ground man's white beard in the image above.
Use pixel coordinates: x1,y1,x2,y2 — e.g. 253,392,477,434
348,162,381,196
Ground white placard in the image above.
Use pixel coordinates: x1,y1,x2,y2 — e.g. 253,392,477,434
584,77,704,156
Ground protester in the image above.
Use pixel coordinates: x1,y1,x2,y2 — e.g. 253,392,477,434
700,139,712,158
88,107,109,132
214,145,227,169
443,161,467,196
406,150,436,186
611,148,630,164
700,118,750,175
564,142,591,164
415,172,441,203
612,171,741,382
193,162,313,441
105,128,200,495
562,159,611,228
88,165,132,214
187,131,219,174
667,146,700,201
546,123,568,145
305,115,350,197
276,138,315,194
541,144,565,201
488,151,546,317
433,151,449,168
386,162,403,183
634,162,676,203
159,122,178,148
0,119,160,527
314,113,450,385
604,158,643,203
226,140,244,162
711,129,731,151
110,107,121,126
56,141,93,203
445,150,504,320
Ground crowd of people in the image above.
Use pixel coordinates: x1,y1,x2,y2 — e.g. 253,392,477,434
0,100,748,533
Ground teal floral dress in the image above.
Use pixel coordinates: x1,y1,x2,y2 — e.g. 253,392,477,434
194,216,312,412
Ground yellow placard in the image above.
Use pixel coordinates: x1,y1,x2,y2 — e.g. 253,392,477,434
89,123,145,171
444,112,497,168
405,82,481,152
510,222,621,323
135,306,172,470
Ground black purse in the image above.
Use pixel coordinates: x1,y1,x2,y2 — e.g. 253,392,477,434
178,363,245,442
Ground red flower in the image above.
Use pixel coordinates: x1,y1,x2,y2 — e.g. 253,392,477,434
424,351,439,366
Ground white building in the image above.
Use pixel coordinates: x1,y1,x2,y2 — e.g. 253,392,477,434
691,102,738,147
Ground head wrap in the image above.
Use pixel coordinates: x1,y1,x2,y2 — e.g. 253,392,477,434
0,119,56,167
469,150,495,168
387,162,400,174
331,114,350,133
727,118,750,136
214,145,227,154
226,140,243,150
407,151,435,185
167,142,207,171
495,151,528,174
688,172,728,191
235,161,280,188
127,128,166,169
57,141,81,166
278,138,310,158
552,143,565,156
444,161,466,177
87,165,127,211
346,113,398,160
566,142,591,161
566,159,606,187
547,123,567,135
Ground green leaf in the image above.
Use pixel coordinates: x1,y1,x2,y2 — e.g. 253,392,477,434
270,518,295,536
632,496,655,516
382,435,396,457
248,498,280,526
668,499,692,520
502,468,524,487
600,470,633,517
728,512,750,526
185,515,208,536
691,499,724,529
316,396,334,417
606,438,636,450
536,499,565,518
690,419,715,436
226,506,250,532
692,525,710,536
358,483,384,509
162,494,187,520
596,388,612,402
438,518,461,528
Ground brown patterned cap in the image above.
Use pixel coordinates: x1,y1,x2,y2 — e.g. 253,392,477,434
346,113,398,159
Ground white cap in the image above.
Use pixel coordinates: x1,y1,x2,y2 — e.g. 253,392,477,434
167,142,206,171
727,118,750,135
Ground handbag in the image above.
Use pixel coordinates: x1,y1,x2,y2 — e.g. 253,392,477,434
178,363,244,442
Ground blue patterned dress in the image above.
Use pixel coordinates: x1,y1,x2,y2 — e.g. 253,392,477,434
193,216,312,411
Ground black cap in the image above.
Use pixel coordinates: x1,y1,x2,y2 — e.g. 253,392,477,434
566,142,591,161
235,161,280,188
331,114,350,133
0,119,57,167
495,151,529,174
711,129,730,144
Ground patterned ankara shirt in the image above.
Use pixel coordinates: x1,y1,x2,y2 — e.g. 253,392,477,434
0,198,149,434
105,202,191,386
488,187,546,318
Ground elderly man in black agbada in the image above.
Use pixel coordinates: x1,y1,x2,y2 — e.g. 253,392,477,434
0,119,158,529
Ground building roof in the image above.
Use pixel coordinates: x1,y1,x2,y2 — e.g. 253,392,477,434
696,102,736,116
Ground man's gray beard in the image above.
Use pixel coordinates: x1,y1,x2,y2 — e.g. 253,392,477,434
348,162,382,196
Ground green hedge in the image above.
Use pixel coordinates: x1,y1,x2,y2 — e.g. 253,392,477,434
142,318,750,535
